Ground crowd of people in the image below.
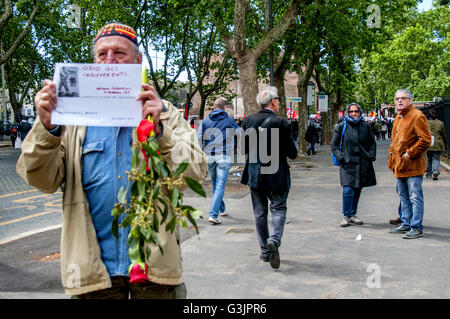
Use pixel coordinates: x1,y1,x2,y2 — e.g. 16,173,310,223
16,22,448,299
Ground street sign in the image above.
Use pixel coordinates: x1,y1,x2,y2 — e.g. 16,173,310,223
317,93,328,112
286,97,302,102
307,82,314,106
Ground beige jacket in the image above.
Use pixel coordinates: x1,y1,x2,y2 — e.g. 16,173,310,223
16,101,207,296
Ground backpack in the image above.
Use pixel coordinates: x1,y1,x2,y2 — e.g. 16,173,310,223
332,121,347,166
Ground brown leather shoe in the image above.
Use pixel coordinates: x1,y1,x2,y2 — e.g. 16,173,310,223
389,217,402,225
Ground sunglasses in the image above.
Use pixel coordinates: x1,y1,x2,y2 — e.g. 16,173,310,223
348,110,360,113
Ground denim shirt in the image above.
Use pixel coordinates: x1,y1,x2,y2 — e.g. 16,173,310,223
82,126,133,277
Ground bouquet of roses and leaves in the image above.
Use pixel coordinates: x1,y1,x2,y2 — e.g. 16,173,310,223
111,68,206,284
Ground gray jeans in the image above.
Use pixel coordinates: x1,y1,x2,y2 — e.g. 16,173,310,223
250,187,289,257
426,151,441,176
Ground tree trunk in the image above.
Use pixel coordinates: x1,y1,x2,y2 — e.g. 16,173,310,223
328,87,343,143
273,50,291,119
4,64,20,119
295,57,316,154
210,0,303,117
199,93,208,119
321,111,329,145
237,56,260,116
273,72,286,118
297,84,308,153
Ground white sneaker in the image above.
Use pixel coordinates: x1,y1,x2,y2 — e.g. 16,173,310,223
219,212,228,217
208,216,221,225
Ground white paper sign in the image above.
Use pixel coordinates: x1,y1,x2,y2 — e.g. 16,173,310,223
52,63,142,127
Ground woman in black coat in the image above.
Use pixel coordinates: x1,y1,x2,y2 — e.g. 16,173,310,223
331,103,377,227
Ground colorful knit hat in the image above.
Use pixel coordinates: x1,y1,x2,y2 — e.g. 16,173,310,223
95,23,138,46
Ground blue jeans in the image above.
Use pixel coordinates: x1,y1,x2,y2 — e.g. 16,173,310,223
250,187,289,257
426,151,441,176
342,186,362,218
207,155,231,218
396,176,424,231
307,138,316,153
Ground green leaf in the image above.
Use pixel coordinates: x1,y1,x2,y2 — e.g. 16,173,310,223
159,161,170,178
149,140,159,153
121,213,136,228
131,148,139,168
130,227,140,240
111,217,119,239
130,181,138,198
165,215,177,233
145,247,151,260
117,186,127,204
183,176,206,197
111,206,122,218
191,210,204,220
133,200,147,207
171,186,179,208
186,210,203,234
153,210,159,233
173,160,189,178
140,224,152,241
138,180,146,200
151,157,162,176
128,235,142,264
142,142,159,157
181,205,195,212
186,212,200,235
139,158,147,173
151,184,160,200
180,217,187,228
159,201,169,224
151,230,164,255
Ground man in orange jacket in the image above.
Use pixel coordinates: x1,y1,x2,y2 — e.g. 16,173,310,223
388,89,431,239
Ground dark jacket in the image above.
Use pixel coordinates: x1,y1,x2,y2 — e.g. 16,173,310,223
240,109,298,190
18,120,32,141
305,124,319,143
331,118,377,188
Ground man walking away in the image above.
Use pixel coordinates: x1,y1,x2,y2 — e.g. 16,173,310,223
197,97,241,225
240,86,298,269
305,121,319,155
425,109,447,181
388,89,430,239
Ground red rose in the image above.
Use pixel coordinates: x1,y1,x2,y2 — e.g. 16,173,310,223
129,263,149,284
137,119,155,143
137,119,155,171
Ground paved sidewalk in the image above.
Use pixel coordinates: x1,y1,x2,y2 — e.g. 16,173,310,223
181,141,450,299
1,140,449,299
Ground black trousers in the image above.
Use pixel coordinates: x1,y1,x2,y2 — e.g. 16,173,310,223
250,187,289,257
72,276,187,299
